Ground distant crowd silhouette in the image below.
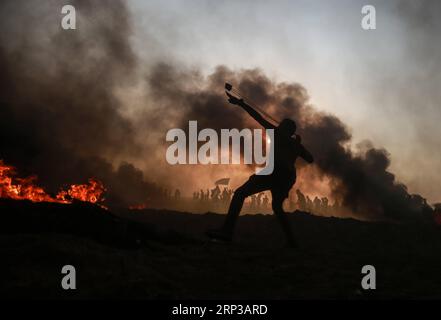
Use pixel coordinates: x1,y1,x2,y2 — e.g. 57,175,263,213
192,185,234,203
155,185,439,222
156,185,345,216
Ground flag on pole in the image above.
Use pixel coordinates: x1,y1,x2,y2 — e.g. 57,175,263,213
215,178,230,185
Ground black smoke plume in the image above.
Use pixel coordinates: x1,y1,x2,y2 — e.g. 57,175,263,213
0,0,162,207
148,64,433,220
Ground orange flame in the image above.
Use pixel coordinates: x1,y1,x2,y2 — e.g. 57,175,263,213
0,160,105,205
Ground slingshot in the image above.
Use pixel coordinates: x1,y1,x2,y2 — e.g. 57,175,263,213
225,82,280,126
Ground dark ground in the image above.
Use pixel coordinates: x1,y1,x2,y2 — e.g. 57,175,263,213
1,198,441,299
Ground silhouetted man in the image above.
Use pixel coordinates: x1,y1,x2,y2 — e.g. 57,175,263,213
207,93,313,247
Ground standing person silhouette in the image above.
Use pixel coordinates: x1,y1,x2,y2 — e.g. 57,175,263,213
207,92,314,247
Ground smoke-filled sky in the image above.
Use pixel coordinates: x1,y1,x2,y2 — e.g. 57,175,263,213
0,0,439,216
129,0,441,203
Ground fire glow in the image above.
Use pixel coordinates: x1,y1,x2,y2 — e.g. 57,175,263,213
0,160,105,205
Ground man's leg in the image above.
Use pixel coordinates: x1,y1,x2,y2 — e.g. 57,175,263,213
206,175,270,241
222,175,270,235
271,191,297,247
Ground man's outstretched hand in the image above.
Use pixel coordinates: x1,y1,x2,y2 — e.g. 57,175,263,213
226,91,244,106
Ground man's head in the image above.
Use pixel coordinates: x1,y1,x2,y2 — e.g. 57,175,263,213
277,118,297,136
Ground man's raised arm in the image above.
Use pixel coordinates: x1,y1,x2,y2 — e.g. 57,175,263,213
226,92,275,129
